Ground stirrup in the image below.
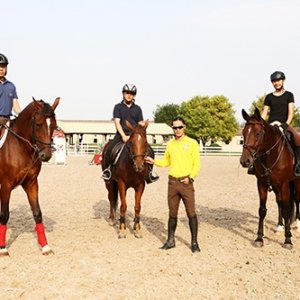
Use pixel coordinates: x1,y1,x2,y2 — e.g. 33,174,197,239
101,168,111,181
294,165,300,177
247,166,255,175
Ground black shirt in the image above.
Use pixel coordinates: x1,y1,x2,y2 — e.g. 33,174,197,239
264,91,294,124
113,101,144,135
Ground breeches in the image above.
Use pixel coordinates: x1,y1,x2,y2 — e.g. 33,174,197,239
167,176,196,218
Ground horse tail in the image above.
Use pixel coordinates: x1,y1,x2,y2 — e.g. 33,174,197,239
112,180,118,212
289,181,295,222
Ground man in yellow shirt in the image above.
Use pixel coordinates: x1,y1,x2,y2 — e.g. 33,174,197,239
146,116,201,253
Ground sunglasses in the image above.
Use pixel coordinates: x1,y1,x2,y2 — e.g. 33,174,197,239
172,125,184,130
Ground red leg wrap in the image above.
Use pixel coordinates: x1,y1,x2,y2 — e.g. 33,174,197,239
0,224,7,247
35,223,47,247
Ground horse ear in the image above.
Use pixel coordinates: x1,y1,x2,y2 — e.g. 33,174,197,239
52,97,60,111
32,97,43,111
144,119,149,130
242,109,250,121
125,120,133,131
254,106,261,118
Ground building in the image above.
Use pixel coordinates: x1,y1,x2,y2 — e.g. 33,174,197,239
56,120,173,145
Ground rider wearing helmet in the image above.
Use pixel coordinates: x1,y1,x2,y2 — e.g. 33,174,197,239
0,54,21,125
260,71,300,176
101,84,159,183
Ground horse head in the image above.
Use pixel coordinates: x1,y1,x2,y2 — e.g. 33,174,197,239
125,120,148,172
14,97,60,162
240,107,266,168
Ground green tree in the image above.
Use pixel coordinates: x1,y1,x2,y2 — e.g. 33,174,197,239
153,103,180,125
249,94,266,116
178,95,239,146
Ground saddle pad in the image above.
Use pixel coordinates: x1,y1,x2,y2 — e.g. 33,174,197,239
0,127,8,149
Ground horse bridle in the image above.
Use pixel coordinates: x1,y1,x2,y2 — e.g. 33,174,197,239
125,140,147,162
7,109,55,153
243,120,285,188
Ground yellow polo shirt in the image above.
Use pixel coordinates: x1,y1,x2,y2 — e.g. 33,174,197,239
154,136,201,179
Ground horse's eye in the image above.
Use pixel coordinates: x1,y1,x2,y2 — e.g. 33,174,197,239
255,131,260,138
36,123,42,129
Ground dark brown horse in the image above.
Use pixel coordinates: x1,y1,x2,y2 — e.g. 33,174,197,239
240,108,300,249
0,97,59,256
101,120,149,238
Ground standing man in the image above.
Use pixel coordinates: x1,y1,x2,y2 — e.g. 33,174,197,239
101,83,158,183
145,116,201,253
261,71,300,176
0,54,21,125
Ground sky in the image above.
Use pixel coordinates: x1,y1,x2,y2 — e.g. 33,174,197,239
3,0,300,124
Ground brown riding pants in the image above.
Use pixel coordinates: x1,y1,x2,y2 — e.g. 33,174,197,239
167,175,196,218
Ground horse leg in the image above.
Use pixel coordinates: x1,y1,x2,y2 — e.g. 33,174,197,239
118,182,127,239
0,190,10,256
133,184,145,238
254,182,268,247
281,183,293,249
276,196,284,232
293,179,300,232
106,181,118,226
23,180,53,255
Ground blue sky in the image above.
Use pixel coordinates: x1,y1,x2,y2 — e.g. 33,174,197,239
3,0,300,124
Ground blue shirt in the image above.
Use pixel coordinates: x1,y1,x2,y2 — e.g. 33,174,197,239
113,101,144,135
0,77,18,116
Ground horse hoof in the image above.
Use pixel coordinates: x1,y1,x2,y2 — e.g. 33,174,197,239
118,233,126,239
282,243,293,250
42,245,54,255
254,241,264,248
134,232,142,239
109,220,115,226
0,248,9,257
276,225,284,232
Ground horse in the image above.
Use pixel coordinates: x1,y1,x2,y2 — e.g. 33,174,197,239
0,97,60,256
101,120,149,238
240,107,300,249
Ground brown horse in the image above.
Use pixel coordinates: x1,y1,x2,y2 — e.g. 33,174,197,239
240,107,300,249
101,120,149,238
0,97,59,256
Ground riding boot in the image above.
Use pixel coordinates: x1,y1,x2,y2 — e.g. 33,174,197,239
101,153,111,181
146,164,159,184
189,215,200,253
160,217,177,250
294,146,300,176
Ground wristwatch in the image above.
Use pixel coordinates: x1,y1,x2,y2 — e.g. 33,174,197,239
189,177,194,183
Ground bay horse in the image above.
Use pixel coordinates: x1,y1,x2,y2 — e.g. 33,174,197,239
101,120,149,238
0,97,59,256
240,107,300,249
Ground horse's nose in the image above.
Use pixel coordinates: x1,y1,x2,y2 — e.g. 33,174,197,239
39,150,52,162
240,156,252,168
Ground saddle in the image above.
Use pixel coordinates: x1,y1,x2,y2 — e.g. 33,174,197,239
110,142,125,165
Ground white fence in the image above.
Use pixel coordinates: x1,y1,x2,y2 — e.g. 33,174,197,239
65,144,243,156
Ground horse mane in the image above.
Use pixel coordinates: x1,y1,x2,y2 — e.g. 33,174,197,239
129,124,147,138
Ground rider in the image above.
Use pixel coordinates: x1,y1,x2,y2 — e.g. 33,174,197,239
101,84,159,184
0,53,21,126
259,71,300,176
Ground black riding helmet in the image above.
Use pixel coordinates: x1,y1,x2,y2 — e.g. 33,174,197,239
0,54,9,65
122,84,137,95
270,71,285,81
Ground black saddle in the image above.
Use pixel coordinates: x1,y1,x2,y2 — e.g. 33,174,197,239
110,142,125,165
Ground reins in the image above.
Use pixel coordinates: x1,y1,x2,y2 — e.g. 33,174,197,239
243,120,286,191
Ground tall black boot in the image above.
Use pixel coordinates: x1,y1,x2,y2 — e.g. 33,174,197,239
189,215,200,253
295,146,300,176
146,163,159,184
160,217,177,250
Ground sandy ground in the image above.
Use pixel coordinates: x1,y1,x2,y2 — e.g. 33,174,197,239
1,155,300,300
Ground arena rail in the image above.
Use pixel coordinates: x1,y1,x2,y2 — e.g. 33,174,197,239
65,144,243,157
